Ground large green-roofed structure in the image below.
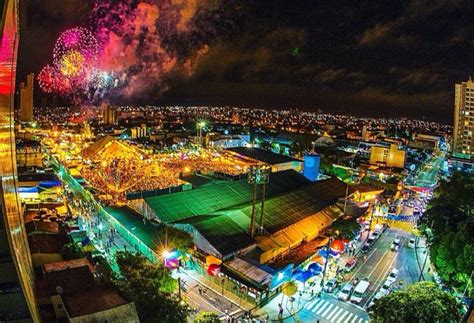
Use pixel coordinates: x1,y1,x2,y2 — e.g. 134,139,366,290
145,170,310,223
173,177,347,258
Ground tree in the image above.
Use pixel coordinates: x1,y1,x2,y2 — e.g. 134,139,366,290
195,311,220,322
368,282,461,322
329,218,361,240
420,172,474,296
164,226,193,253
61,242,85,260
114,251,189,322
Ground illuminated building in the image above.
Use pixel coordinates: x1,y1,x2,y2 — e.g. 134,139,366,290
101,103,117,125
369,144,406,168
453,77,474,159
130,124,147,139
0,0,41,321
18,73,34,122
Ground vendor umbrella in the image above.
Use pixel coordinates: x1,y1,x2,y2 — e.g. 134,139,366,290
307,262,323,275
293,270,311,283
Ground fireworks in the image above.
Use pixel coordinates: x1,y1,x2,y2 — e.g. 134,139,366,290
38,27,109,101
37,64,70,94
53,27,98,67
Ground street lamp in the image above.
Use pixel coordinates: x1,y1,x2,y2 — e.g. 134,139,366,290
196,121,206,146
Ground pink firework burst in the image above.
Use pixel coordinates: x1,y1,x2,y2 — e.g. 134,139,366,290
53,27,98,65
37,65,71,94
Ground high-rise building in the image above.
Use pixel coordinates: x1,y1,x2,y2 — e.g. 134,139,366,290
101,103,118,125
19,73,34,122
0,0,41,321
453,77,474,159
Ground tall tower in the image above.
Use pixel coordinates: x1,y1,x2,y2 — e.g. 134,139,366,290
19,73,34,122
0,0,41,321
453,77,474,159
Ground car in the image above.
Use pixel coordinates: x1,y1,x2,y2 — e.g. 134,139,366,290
370,230,382,240
408,237,416,248
351,280,370,304
386,268,399,283
361,244,371,253
338,284,354,301
367,291,386,308
391,237,401,251
324,278,339,293
367,236,376,245
379,280,393,294
345,257,359,272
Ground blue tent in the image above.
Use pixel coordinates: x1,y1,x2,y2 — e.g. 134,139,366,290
307,262,323,275
18,186,38,193
38,180,61,189
293,270,312,282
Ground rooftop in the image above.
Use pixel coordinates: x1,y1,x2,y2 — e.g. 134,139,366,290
42,258,95,274
63,288,129,318
28,233,67,254
179,177,346,257
226,147,302,165
145,170,309,223
44,265,95,296
105,205,164,252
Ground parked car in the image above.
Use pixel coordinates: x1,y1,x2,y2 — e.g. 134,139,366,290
368,290,388,308
379,279,393,294
408,237,416,248
391,237,401,251
386,268,399,283
338,284,354,301
361,243,371,253
324,278,339,293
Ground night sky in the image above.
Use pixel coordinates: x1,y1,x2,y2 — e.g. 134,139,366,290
17,0,474,123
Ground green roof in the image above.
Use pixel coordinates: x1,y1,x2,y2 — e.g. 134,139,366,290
224,177,347,234
180,213,253,257
104,206,163,251
176,177,347,256
145,170,309,223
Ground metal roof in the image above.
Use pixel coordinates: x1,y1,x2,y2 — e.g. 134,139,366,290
145,170,310,223
226,147,302,165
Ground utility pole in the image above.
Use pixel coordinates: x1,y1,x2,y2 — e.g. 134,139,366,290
258,182,266,234
320,236,332,293
249,182,257,237
248,165,270,238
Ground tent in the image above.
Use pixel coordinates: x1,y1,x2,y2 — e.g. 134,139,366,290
293,270,312,282
307,262,323,275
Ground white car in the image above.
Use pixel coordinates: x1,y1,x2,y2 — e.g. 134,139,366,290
391,237,401,251
380,280,393,294
369,231,380,240
338,284,354,301
368,291,387,308
408,237,416,248
386,268,399,283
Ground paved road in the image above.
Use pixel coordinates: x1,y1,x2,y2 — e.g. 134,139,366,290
299,295,368,323
343,227,428,309
415,155,444,188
